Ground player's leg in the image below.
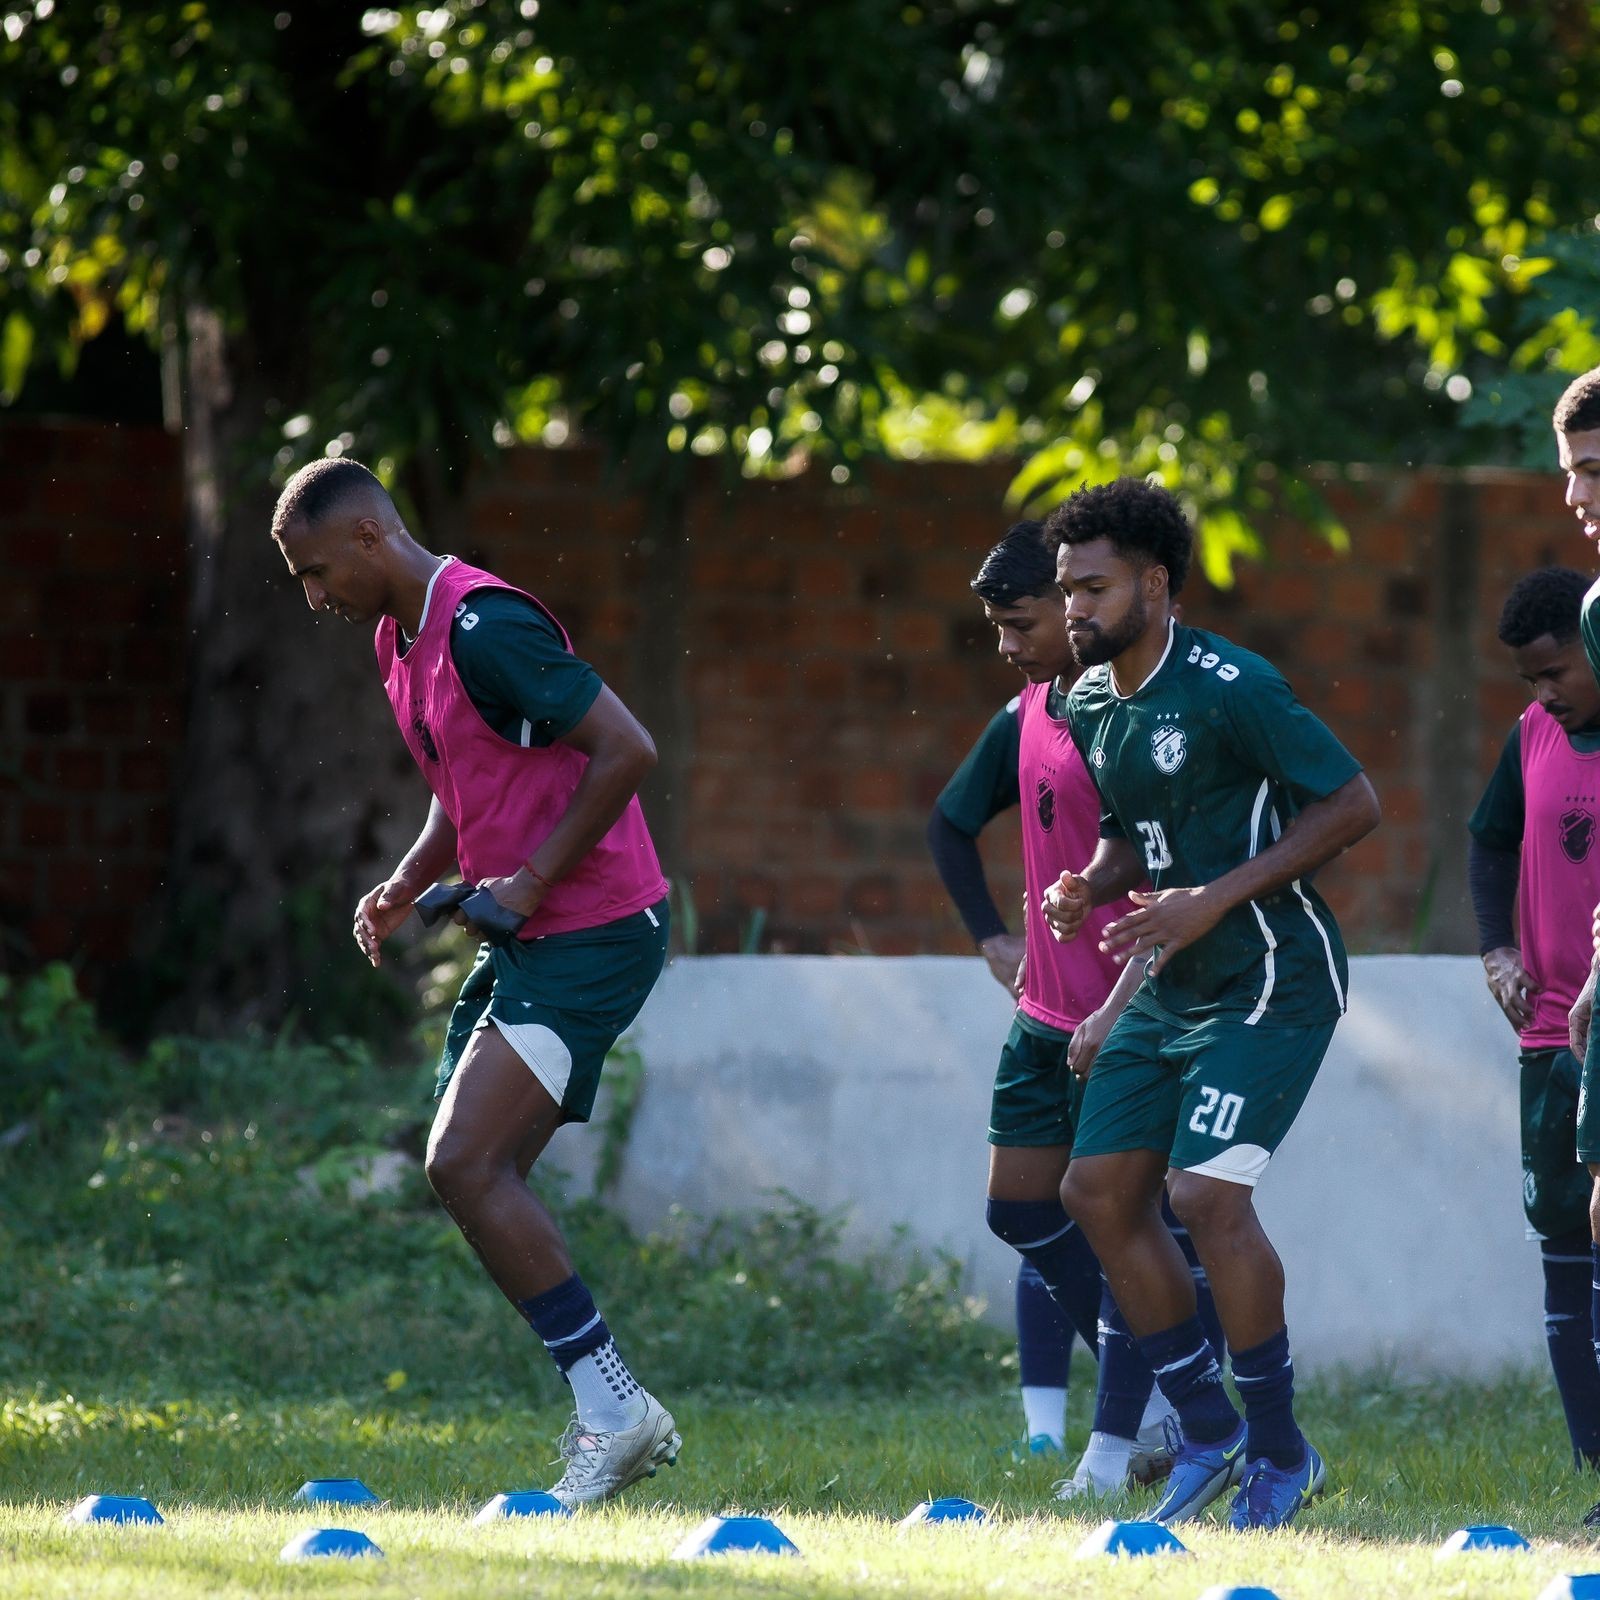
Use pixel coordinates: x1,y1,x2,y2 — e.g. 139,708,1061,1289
1061,1008,1243,1524
1015,1259,1071,1452
1164,1019,1336,1530
1521,1047,1600,1469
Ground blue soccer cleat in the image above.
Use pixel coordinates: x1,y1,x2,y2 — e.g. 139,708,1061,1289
1226,1442,1326,1530
1149,1418,1247,1524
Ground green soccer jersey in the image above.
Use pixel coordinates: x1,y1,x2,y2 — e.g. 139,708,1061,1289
1065,620,1362,1028
1583,575,1600,687
934,696,1021,834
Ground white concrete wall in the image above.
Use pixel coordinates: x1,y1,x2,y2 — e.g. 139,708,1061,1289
560,954,1543,1376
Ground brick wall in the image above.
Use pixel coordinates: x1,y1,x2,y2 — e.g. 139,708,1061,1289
0,421,186,966
6,420,1584,972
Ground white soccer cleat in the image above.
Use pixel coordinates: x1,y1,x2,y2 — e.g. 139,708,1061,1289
548,1391,681,1509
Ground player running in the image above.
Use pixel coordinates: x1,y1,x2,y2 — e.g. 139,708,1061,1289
1042,478,1379,1530
929,519,1222,1498
270,457,677,1509
1469,567,1600,1473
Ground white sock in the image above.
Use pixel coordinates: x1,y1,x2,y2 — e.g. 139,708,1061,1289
1076,1429,1135,1490
566,1339,648,1433
1021,1385,1066,1447
1138,1387,1176,1441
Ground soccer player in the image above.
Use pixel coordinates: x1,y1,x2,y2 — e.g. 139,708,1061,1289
270,457,678,1508
1043,478,1379,1530
929,520,1218,1497
1468,567,1600,1472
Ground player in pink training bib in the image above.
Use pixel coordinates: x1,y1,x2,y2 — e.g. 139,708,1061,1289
271,457,677,1510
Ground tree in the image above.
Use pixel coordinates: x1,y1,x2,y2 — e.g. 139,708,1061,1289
4,0,1599,1020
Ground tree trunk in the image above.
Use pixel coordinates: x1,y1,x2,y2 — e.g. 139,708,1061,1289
157,307,419,1033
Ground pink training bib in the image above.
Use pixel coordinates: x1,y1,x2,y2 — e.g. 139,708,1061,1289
1517,702,1600,1051
1016,678,1135,1033
375,557,668,939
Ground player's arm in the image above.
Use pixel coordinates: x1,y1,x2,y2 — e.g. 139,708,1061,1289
1467,723,1530,1033
926,703,1023,991
480,687,657,919
1040,834,1145,943
1100,773,1378,971
1065,950,1145,1081
354,796,459,967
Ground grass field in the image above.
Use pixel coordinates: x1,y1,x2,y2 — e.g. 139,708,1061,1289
6,1379,1600,1598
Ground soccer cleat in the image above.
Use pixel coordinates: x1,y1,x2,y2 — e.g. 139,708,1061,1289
547,1391,681,1509
1149,1417,1247,1524
1226,1442,1326,1531
994,1432,1064,1461
1052,1467,1127,1504
1584,1497,1600,1530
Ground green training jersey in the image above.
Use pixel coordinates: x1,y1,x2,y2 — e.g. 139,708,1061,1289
1065,620,1362,1028
934,696,1021,834
1583,575,1600,687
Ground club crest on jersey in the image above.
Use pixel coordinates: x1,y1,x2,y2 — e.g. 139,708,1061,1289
1036,778,1056,833
411,711,440,763
1561,806,1595,864
1150,721,1186,775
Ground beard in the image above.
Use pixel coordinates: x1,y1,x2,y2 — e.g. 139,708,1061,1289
1068,591,1148,667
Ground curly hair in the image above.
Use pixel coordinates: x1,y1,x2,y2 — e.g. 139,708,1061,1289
1555,367,1600,435
1042,478,1193,596
271,457,388,542
969,520,1058,606
1496,566,1591,649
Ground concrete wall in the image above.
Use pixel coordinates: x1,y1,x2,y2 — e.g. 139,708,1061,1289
565,953,1542,1376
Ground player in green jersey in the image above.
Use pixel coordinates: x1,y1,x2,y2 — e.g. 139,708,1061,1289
1040,478,1379,1530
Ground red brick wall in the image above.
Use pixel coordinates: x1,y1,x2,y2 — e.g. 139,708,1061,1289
6,421,1584,971
0,421,186,965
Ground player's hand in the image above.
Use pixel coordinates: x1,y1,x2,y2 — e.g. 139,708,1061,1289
1067,1003,1115,1082
1099,886,1223,974
1481,946,1534,1033
1592,899,1600,965
1042,871,1093,943
979,933,1026,996
1571,966,1598,1061
354,878,416,968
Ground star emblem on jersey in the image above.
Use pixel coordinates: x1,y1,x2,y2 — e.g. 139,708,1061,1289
1150,720,1186,775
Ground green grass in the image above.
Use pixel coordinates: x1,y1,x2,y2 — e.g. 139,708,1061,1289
5,1380,1600,1597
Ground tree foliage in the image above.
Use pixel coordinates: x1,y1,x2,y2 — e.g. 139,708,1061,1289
3,1,1600,544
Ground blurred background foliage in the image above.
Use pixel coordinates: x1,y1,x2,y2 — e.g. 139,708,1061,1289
5,0,1600,545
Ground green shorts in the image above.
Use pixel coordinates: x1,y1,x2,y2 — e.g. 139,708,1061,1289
1071,1003,1336,1187
988,1013,1083,1147
1524,1047,1594,1236
437,897,669,1121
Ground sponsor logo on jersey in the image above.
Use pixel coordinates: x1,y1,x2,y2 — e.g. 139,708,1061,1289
1151,723,1186,775
1093,747,1105,769
1561,806,1595,863
1036,778,1056,833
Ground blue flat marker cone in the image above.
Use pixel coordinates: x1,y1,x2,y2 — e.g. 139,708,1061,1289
473,1490,572,1523
1198,1587,1284,1600
279,1527,384,1561
293,1477,379,1505
1075,1518,1188,1559
1539,1578,1600,1600
671,1514,799,1558
899,1496,987,1526
1436,1523,1531,1556
64,1495,163,1526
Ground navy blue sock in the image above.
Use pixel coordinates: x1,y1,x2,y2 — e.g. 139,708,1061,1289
1161,1195,1227,1361
1139,1316,1239,1445
986,1197,1102,1355
1092,1277,1157,1439
1232,1326,1304,1469
1016,1258,1073,1390
1540,1230,1600,1469
514,1273,610,1373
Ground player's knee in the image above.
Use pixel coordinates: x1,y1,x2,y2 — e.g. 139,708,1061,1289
1166,1171,1250,1235
1058,1163,1110,1232
424,1128,492,1209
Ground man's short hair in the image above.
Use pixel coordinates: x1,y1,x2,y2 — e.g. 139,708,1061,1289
1043,478,1193,597
1554,367,1600,435
970,520,1058,606
1497,566,1591,649
271,457,387,542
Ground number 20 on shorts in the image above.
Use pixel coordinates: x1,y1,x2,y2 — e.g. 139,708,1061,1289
1189,1085,1244,1141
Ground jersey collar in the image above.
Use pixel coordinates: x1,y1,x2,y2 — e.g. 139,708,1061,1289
1110,616,1176,700
401,555,453,652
